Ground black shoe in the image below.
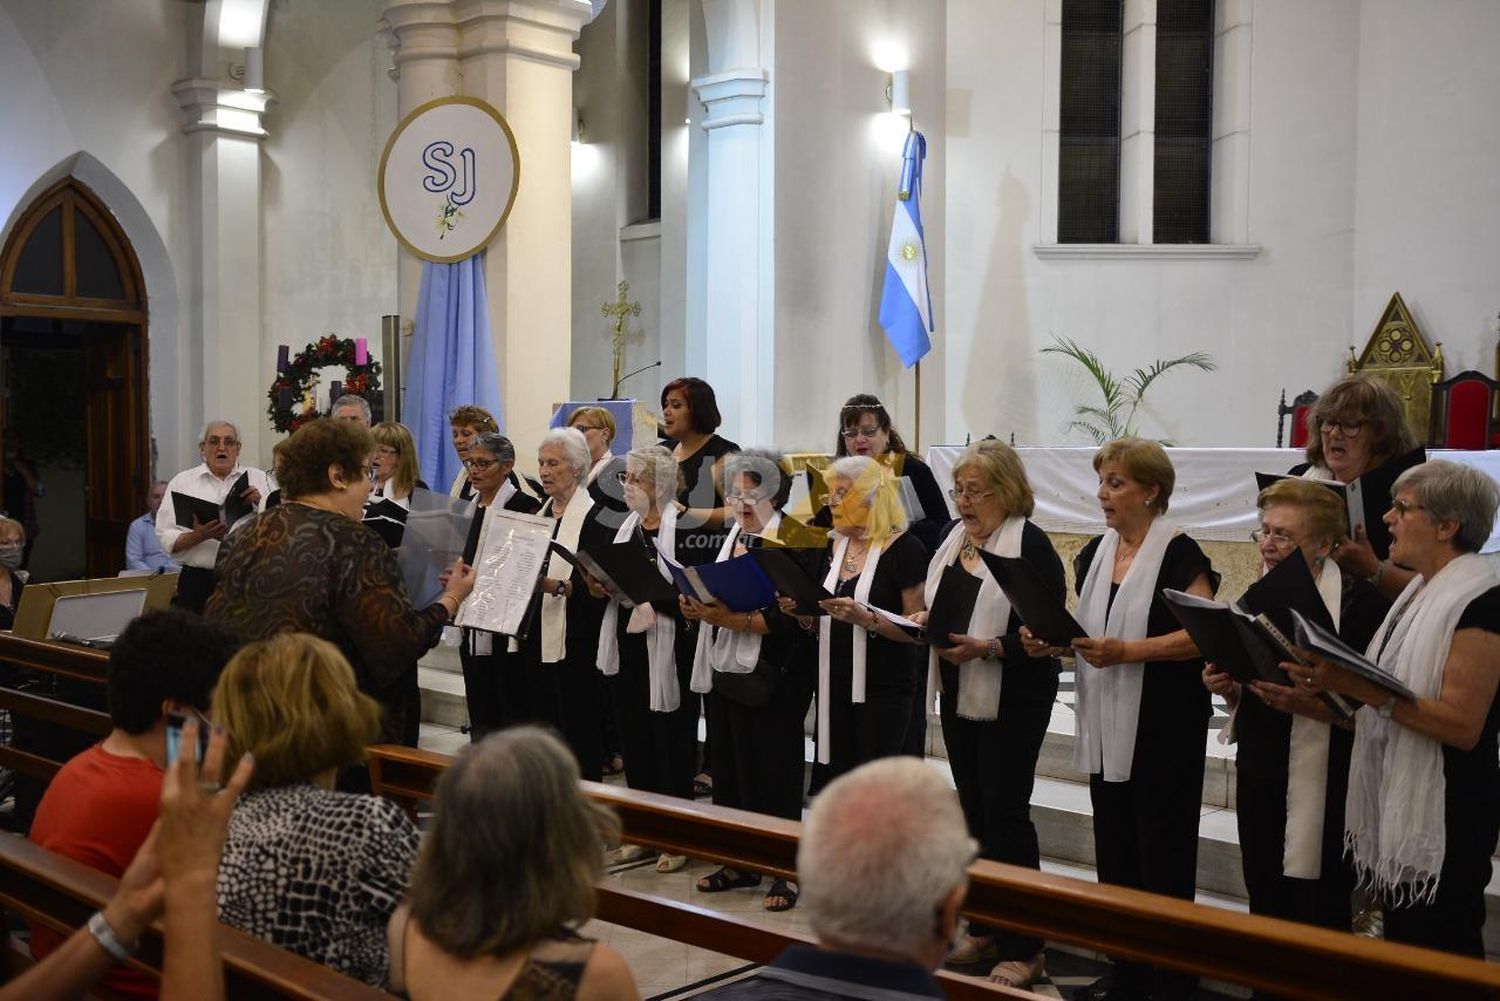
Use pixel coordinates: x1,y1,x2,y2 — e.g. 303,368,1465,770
1072,976,1146,1001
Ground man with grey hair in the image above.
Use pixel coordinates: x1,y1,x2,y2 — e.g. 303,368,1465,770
124,480,178,572
156,421,271,612
331,394,372,426
702,757,974,999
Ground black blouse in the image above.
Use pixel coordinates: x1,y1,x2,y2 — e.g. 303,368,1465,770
1443,586,1500,804
1074,533,1220,730
825,532,929,677
667,434,740,566
936,520,1065,701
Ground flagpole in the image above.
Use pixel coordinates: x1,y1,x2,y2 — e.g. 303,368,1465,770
914,360,922,451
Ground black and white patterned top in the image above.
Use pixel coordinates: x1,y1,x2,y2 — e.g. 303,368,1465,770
217,783,420,987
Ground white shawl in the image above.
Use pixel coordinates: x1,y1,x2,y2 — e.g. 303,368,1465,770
923,517,1026,722
816,534,885,766
688,513,783,695
1282,558,1342,880
585,454,614,486
1073,518,1177,782
537,490,595,665
1345,553,1499,906
595,506,682,712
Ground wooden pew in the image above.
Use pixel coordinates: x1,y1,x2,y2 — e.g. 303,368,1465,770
0,834,393,999
368,743,1500,1001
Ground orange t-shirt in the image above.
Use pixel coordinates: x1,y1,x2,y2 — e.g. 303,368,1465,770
29,743,163,998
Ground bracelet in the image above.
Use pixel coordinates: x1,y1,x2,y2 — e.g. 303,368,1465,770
988,638,1002,660
1366,561,1386,588
744,612,755,631
87,911,138,961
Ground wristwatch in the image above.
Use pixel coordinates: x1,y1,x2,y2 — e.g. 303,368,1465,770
553,579,568,597
87,911,138,961
1376,694,1398,719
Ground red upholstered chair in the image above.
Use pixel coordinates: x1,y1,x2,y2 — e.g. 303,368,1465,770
1428,370,1500,450
1276,390,1318,449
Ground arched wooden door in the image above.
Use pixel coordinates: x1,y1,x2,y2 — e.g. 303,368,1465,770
0,178,150,578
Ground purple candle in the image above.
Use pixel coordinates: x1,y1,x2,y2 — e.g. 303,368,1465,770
276,344,289,373
329,380,342,405
277,388,292,411
354,338,368,366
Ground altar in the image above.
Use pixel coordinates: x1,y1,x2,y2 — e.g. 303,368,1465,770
925,446,1500,553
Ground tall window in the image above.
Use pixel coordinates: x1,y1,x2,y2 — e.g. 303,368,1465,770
1058,0,1123,244
647,0,662,220
1154,0,1214,243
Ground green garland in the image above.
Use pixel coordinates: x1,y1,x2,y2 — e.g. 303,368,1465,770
266,335,382,434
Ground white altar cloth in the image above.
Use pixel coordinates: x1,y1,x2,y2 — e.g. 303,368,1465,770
926,445,1500,552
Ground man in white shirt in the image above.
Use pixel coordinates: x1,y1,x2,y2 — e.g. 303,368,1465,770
155,421,272,612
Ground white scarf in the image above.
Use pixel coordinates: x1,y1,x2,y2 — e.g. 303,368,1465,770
1282,558,1342,880
688,513,783,694
537,490,595,664
1301,464,1336,482
816,534,885,765
1345,553,1498,906
585,454,613,485
923,517,1025,722
595,506,682,712
1073,518,1177,782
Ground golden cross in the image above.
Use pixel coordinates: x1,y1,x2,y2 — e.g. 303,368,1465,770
601,280,642,397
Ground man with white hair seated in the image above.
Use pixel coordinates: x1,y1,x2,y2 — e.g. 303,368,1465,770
702,757,974,1000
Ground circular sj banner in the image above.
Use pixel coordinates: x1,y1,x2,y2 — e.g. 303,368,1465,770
378,96,520,263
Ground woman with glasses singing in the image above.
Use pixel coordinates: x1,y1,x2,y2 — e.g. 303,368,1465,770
815,456,928,781
682,449,819,911
590,445,700,872
1022,438,1216,1001
1288,374,1423,599
1202,479,1388,936
452,432,544,742
207,420,476,751
1295,462,1500,958
828,394,948,552
912,441,1062,989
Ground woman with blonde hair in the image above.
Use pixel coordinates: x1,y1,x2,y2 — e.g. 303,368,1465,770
914,440,1063,988
566,405,627,514
388,727,638,1000
369,421,424,506
1023,438,1216,1001
815,456,928,781
214,633,421,988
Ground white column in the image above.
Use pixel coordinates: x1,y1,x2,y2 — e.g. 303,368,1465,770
1119,0,1156,244
171,80,272,463
381,3,462,353
382,0,590,462
692,0,772,444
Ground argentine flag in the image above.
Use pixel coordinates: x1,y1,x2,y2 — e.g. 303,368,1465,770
878,130,933,368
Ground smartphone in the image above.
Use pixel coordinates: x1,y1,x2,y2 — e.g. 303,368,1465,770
164,711,211,767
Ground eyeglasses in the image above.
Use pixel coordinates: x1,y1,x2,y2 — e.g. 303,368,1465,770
1319,419,1365,437
1390,498,1426,518
948,488,994,502
840,427,883,440
464,458,499,471
1250,529,1298,550
202,436,239,447
725,491,766,504
573,425,607,434
617,471,649,485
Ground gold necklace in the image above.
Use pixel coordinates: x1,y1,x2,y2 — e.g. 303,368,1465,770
843,539,870,573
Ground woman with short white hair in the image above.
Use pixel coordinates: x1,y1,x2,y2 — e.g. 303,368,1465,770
514,428,612,781
1301,460,1500,957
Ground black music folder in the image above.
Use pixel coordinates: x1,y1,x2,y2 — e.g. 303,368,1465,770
576,540,679,609
171,492,221,530
924,564,981,649
980,553,1085,647
221,471,255,526
362,498,409,549
1291,610,1417,701
748,546,832,615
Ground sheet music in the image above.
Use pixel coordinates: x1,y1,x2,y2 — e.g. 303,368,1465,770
455,509,554,636
1344,476,1366,538
396,488,474,607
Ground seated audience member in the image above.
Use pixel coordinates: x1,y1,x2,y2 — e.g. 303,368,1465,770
29,609,239,998
125,480,180,572
156,421,271,612
388,727,638,1001
0,718,254,1001
0,515,26,628
701,757,973,1000
332,393,373,426
207,418,474,747
214,633,420,986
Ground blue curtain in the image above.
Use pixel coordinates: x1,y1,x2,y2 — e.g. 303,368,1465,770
403,254,502,491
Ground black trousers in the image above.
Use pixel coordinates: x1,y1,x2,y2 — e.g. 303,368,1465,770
824,658,916,782
459,636,528,741
1235,767,1354,931
902,676,929,758
530,653,605,783
1089,716,1207,1001
1383,796,1500,958
707,670,813,824
606,654,698,800
940,672,1057,959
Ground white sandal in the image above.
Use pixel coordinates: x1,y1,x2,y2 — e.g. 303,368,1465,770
656,853,688,873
